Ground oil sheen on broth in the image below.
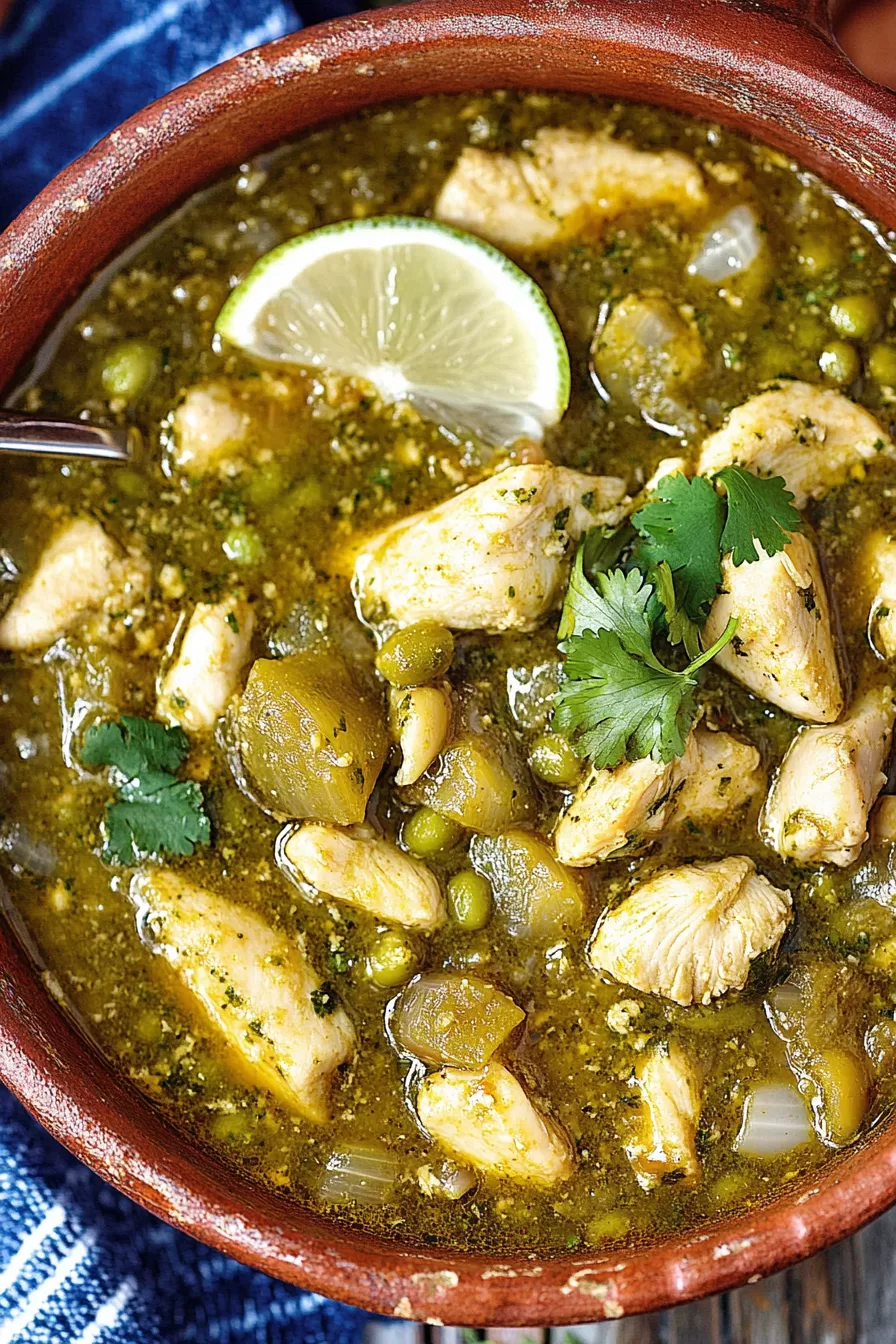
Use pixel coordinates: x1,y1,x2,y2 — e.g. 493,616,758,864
4,91,896,1256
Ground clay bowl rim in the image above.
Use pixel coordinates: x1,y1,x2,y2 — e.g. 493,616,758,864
4,0,896,1326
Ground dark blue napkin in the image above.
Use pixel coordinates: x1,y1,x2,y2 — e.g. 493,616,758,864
0,2,384,1340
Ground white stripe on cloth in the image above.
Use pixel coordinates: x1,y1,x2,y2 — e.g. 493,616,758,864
0,0,201,140
0,1202,66,1298
72,1277,138,1344
0,1229,96,1344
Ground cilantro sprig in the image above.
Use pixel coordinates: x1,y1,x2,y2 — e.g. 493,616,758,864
81,715,211,865
553,465,803,770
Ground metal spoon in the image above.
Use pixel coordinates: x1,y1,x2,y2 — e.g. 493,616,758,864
0,410,132,463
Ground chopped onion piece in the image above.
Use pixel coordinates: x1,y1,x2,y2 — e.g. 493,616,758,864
318,1144,399,1205
688,205,763,282
736,1083,811,1157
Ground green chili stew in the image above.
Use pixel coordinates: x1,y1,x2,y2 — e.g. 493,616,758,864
4,91,896,1255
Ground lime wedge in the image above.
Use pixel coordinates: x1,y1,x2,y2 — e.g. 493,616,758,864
215,215,570,445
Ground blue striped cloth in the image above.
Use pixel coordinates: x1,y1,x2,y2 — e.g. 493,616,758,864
0,2,381,1339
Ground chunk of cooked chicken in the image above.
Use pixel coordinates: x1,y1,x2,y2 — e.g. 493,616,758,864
554,727,763,867
671,726,765,831
389,683,453,786
130,868,354,1123
702,533,844,723
863,530,896,660
282,822,446,931
627,1041,702,1189
554,745,694,868
416,1059,574,1186
157,596,255,732
434,127,707,251
171,383,249,475
590,856,792,1006
871,794,896,846
354,464,627,634
0,518,148,652
761,686,895,867
696,382,893,507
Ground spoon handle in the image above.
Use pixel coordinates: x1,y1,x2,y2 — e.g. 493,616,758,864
0,410,132,462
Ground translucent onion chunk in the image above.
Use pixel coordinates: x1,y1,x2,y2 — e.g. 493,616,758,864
318,1144,399,1205
735,1083,811,1157
688,204,763,282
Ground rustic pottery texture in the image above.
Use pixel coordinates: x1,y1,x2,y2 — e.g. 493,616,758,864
2,0,896,1325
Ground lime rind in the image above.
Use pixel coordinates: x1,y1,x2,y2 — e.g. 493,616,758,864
215,215,570,444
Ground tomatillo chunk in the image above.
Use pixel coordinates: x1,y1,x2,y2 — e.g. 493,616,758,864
375,622,454,687
368,930,416,988
403,805,463,857
238,652,388,824
447,870,493,931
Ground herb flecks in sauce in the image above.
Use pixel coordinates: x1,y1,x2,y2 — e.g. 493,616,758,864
3,91,896,1255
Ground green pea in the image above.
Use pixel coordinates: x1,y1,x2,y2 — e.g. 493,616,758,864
796,234,840,275
403,806,463,857
113,467,148,501
375,622,454,687
829,294,881,341
869,342,896,386
100,339,159,402
754,339,800,382
528,733,581,787
245,461,287,508
367,930,416,988
791,313,828,354
223,524,265,566
447,870,493,931
819,340,860,385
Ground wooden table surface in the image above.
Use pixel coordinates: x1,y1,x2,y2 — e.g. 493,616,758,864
363,1202,896,1343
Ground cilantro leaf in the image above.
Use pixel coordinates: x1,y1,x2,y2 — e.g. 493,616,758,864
553,628,699,767
81,715,189,777
632,473,724,620
580,521,636,582
559,557,658,659
716,466,803,565
650,560,703,660
81,715,210,865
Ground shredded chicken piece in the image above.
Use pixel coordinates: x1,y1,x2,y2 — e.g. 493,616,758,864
157,596,255,732
554,727,762,867
0,518,148,652
554,744,695,868
696,382,893,507
416,1059,574,1186
131,869,354,1123
761,686,895,867
589,856,792,1006
627,1041,702,1189
282,822,446,931
171,383,249,474
389,683,453,786
435,127,707,251
353,464,627,634
703,533,843,723
671,727,765,831
863,529,896,660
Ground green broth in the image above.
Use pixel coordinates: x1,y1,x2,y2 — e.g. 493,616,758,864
3,90,896,1253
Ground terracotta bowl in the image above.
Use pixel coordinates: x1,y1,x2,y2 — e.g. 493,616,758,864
3,0,896,1325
